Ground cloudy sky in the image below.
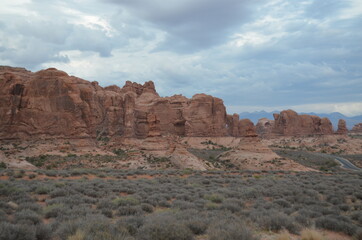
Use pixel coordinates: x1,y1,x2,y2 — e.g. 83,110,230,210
1,0,362,116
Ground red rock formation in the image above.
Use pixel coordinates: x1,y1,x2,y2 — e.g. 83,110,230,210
256,118,274,137
272,110,333,136
238,119,258,137
351,123,362,133
256,110,334,137
0,66,257,139
336,119,348,135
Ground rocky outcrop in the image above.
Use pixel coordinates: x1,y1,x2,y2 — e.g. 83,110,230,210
272,110,333,136
336,119,348,135
256,110,334,137
256,118,274,137
0,66,257,139
226,114,258,137
351,123,362,133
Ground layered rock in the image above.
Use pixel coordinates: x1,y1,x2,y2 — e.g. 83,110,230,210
336,119,348,135
0,66,257,139
351,123,362,133
256,109,334,137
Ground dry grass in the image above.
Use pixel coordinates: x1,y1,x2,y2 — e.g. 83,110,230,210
275,232,291,240
67,230,85,240
301,229,325,240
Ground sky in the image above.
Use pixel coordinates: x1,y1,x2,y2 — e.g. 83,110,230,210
0,0,362,116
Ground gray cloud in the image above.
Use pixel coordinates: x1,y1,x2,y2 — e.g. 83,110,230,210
1,0,361,115
104,0,264,52
304,0,351,19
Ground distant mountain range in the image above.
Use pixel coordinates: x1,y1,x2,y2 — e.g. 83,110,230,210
239,111,362,130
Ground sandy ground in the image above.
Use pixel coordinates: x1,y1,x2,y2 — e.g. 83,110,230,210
1,135,360,171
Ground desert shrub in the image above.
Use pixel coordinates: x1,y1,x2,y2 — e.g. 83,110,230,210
204,193,223,203
315,216,356,235
28,174,36,179
172,200,196,210
117,206,142,216
43,204,65,218
0,222,36,240
353,229,362,240
55,215,130,240
355,192,362,200
273,199,291,208
300,229,325,240
298,209,322,219
185,218,208,235
117,216,144,236
251,210,299,234
14,170,25,178
97,199,116,210
35,186,50,194
113,196,140,206
84,220,132,240
351,211,362,224
326,195,344,205
137,213,193,240
50,189,69,198
220,198,243,213
35,224,52,240
338,204,350,211
207,219,257,240
101,208,113,218
295,214,313,227
0,162,7,169
19,202,42,213
141,203,154,213
0,201,14,214
14,209,41,225
54,219,81,240
0,210,7,222
205,202,219,210
158,200,171,208
67,230,85,240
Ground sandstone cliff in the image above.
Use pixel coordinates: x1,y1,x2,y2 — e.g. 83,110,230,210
256,109,334,137
0,66,256,139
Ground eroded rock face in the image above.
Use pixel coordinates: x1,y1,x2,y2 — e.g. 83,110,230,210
238,119,258,137
256,110,334,137
336,119,348,135
0,66,257,139
256,118,275,137
272,110,333,136
351,123,362,133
